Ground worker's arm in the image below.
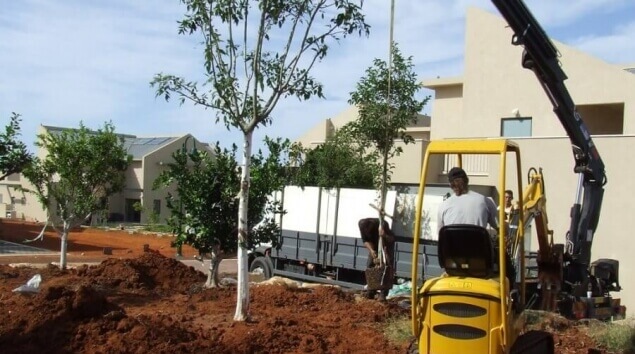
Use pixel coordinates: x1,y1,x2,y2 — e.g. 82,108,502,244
379,227,395,245
359,218,378,260
378,219,394,243
364,241,377,260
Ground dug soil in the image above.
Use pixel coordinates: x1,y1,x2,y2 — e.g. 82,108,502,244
0,252,408,354
0,220,615,353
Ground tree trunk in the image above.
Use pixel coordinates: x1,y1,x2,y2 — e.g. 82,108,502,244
378,149,389,266
205,246,223,288
234,130,253,321
59,221,69,269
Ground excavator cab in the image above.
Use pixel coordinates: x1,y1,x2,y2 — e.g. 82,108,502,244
410,139,554,354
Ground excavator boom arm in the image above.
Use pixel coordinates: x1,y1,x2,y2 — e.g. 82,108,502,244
491,0,606,272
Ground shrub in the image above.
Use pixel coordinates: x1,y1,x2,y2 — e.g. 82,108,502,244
588,320,635,353
383,315,413,345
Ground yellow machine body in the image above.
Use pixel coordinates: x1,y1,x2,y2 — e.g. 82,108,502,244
411,139,533,354
417,275,523,353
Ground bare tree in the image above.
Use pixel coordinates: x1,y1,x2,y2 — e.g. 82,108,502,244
152,0,369,321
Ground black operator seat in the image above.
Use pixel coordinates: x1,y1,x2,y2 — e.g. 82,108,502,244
438,224,495,279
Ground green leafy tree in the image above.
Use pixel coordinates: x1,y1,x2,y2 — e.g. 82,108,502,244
132,201,160,226
292,124,379,189
348,43,428,255
21,122,131,269
0,113,33,181
151,0,369,320
154,138,292,288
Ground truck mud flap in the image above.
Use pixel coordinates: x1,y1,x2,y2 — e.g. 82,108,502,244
510,330,554,354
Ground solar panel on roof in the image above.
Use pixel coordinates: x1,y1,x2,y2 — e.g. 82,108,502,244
133,137,173,145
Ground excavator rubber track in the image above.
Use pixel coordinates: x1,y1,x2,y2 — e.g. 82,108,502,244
510,330,554,354
406,331,554,354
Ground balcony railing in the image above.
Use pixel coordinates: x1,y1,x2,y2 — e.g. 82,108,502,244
443,154,490,176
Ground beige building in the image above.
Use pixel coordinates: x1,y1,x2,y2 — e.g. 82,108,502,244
296,106,432,184
422,7,635,308
297,8,635,310
0,125,210,225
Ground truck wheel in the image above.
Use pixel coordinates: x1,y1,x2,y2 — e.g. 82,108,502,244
249,256,273,279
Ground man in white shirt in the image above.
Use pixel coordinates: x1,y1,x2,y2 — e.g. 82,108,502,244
437,167,515,283
437,167,499,232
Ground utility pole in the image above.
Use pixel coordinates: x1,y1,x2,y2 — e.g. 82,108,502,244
378,0,396,265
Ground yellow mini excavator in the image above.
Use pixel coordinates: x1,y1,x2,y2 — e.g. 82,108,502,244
410,140,554,354
409,0,622,353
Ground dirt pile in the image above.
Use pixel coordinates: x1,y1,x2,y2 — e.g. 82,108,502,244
0,252,409,354
1,279,122,353
523,311,615,354
77,251,206,293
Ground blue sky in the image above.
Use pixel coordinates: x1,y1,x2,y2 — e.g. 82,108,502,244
1,0,634,153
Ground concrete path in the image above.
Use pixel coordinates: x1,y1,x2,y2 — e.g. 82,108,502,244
0,245,237,274
181,258,238,274
0,239,238,274
0,240,58,257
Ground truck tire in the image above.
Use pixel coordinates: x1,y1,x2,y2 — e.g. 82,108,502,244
249,256,273,279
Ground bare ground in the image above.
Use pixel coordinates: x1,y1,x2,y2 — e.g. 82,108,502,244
0,220,617,353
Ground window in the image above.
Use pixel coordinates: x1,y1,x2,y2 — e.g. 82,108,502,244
125,199,141,222
501,117,532,137
577,103,624,135
153,199,161,215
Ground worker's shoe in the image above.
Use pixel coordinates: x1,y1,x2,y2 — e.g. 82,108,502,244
377,289,388,302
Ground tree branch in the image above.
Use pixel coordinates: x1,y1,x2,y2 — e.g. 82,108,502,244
261,0,324,117
248,0,269,132
242,1,253,118
226,1,242,116
201,5,240,120
278,1,307,78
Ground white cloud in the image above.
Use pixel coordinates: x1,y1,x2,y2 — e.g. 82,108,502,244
0,0,203,147
513,0,632,28
1,0,634,154
572,21,635,64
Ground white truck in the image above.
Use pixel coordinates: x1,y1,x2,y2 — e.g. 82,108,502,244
249,185,466,288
